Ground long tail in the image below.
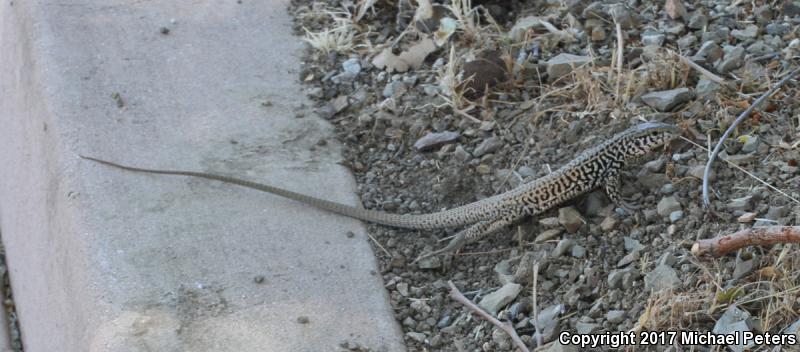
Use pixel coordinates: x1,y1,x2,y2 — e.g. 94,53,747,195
79,155,493,230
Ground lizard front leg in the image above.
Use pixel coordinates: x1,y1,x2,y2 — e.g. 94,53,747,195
604,169,641,211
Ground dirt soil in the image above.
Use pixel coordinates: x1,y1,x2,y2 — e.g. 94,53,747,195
290,0,800,351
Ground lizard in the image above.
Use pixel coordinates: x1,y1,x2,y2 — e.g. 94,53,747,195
80,122,679,261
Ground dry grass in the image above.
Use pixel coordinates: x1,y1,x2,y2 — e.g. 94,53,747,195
301,8,360,54
638,247,800,336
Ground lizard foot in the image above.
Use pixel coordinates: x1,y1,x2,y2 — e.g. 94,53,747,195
412,233,466,266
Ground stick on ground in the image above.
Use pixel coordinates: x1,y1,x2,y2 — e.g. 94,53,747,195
447,281,530,352
702,66,800,208
691,226,800,257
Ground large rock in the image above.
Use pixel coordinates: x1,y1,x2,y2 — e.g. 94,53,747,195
713,306,755,352
547,53,592,80
558,206,584,233
717,46,746,73
478,283,522,315
657,196,682,217
644,264,681,292
641,88,693,112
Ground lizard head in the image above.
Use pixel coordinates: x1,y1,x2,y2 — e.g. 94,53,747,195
621,122,680,160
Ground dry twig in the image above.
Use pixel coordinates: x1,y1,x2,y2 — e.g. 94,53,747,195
674,53,726,85
447,281,530,352
702,66,800,207
692,226,800,257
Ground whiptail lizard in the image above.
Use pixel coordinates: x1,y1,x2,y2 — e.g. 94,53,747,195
80,122,679,261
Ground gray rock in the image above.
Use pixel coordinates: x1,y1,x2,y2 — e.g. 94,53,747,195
383,81,407,98
657,196,682,217
535,228,563,243
677,35,696,49
606,310,626,324
638,173,670,189
694,41,723,63
641,30,665,47
687,12,708,29
696,79,720,101
746,41,773,55
624,237,645,252
422,84,439,96
535,304,564,342
767,205,789,219
716,46,746,73
608,267,639,289
606,4,637,28
413,131,460,151
552,238,576,257
510,16,548,42
701,28,729,44
766,23,790,36
616,251,639,267
410,299,432,315
472,137,503,157
494,259,514,285
664,23,685,35
658,252,677,266
754,5,773,24
547,53,592,80
478,283,522,315
406,331,427,343
787,318,800,338
396,282,409,296
453,145,471,162
518,165,535,178
600,216,618,231
641,88,693,112
558,206,584,233
571,245,586,258
713,306,754,352
491,328,512,350
688,165,711,180
740,135,759,154
342,58,361,75
416,256,441,270
732,258,755,280
731,25,758,41
436,315,452,329
643,158,667,173
727,196,754,212
784,1,800,17
576,321,600,334
669,210,684,222
644,264,681,292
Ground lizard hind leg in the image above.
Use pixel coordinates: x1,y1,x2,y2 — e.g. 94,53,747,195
413,215,515,266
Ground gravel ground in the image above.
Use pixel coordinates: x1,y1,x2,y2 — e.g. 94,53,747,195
291,1,800,350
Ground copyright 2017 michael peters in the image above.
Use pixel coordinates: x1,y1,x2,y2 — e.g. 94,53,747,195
559,330,797,348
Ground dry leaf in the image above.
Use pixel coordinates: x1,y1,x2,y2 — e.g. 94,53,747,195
414,0,434,21
664,0,687,20
433,17,457,46
756,266,780,279
372,37,436,73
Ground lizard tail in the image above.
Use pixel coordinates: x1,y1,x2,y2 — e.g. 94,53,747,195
79,156,488,230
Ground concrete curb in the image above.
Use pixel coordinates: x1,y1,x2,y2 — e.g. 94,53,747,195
0,1,405,351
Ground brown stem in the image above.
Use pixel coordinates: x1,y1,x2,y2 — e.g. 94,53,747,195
692,226,800,257
447,281,530,352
